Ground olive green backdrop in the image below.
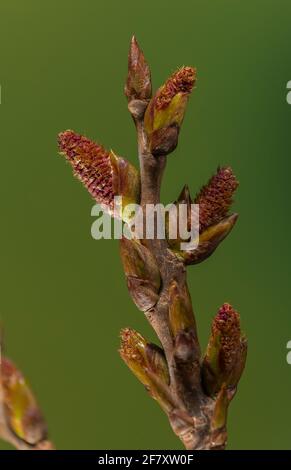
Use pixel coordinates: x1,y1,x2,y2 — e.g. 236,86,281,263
0,0,290,450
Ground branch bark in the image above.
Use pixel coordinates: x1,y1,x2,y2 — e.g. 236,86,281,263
132,115,224,450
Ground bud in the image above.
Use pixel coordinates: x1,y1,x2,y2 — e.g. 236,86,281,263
230,335,247,387
119,328,150,387
168,281,200,373
168,281,196,338
194,167,239,233
183,213,238,265
166,170,238,265
58,130,140,223
210,384,229,449
144,66,196,156
202,303,247,396
166,185,193,251
119,238,161,311
177,184,192,207
119,329,172,411
125,36,152,119
0,357,47,445
145,344,170,385
173,330,198,363
211,384,229,432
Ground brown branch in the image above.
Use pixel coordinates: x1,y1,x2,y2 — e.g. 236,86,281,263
131,105,213,450
120,36,247,450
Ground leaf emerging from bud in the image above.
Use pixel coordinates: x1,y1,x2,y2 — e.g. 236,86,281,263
168,281,201,402
166,184,193,251
183,213,238,265
120,238,161,311
195,167,239,233
119,328,150,387
145,344,170,385
168,281,196,338
58,130,140,223
212,384,229,429
125,36,152,115
210,384,229,449
202,303,247,397
119,329,172,411
0,357,47,446
144,66,196,156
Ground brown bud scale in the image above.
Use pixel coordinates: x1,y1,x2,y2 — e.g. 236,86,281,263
125,36,152,102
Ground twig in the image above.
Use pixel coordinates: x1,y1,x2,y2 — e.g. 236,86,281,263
58,35,247,450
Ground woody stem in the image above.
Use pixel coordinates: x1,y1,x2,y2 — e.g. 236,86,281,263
135,119,203,418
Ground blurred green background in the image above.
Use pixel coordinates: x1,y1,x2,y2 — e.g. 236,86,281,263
0,0,290,450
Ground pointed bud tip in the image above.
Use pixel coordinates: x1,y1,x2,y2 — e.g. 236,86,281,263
130,35,138,47
128,35,140,59
125,35,151,103
228,212,239,223
177,184,191,203
215,212,238,231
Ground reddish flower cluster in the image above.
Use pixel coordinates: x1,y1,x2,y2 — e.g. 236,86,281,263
212,303,241,370
195,167,239,233
155,66,196,110
58,130,115,209
213,303,240,333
